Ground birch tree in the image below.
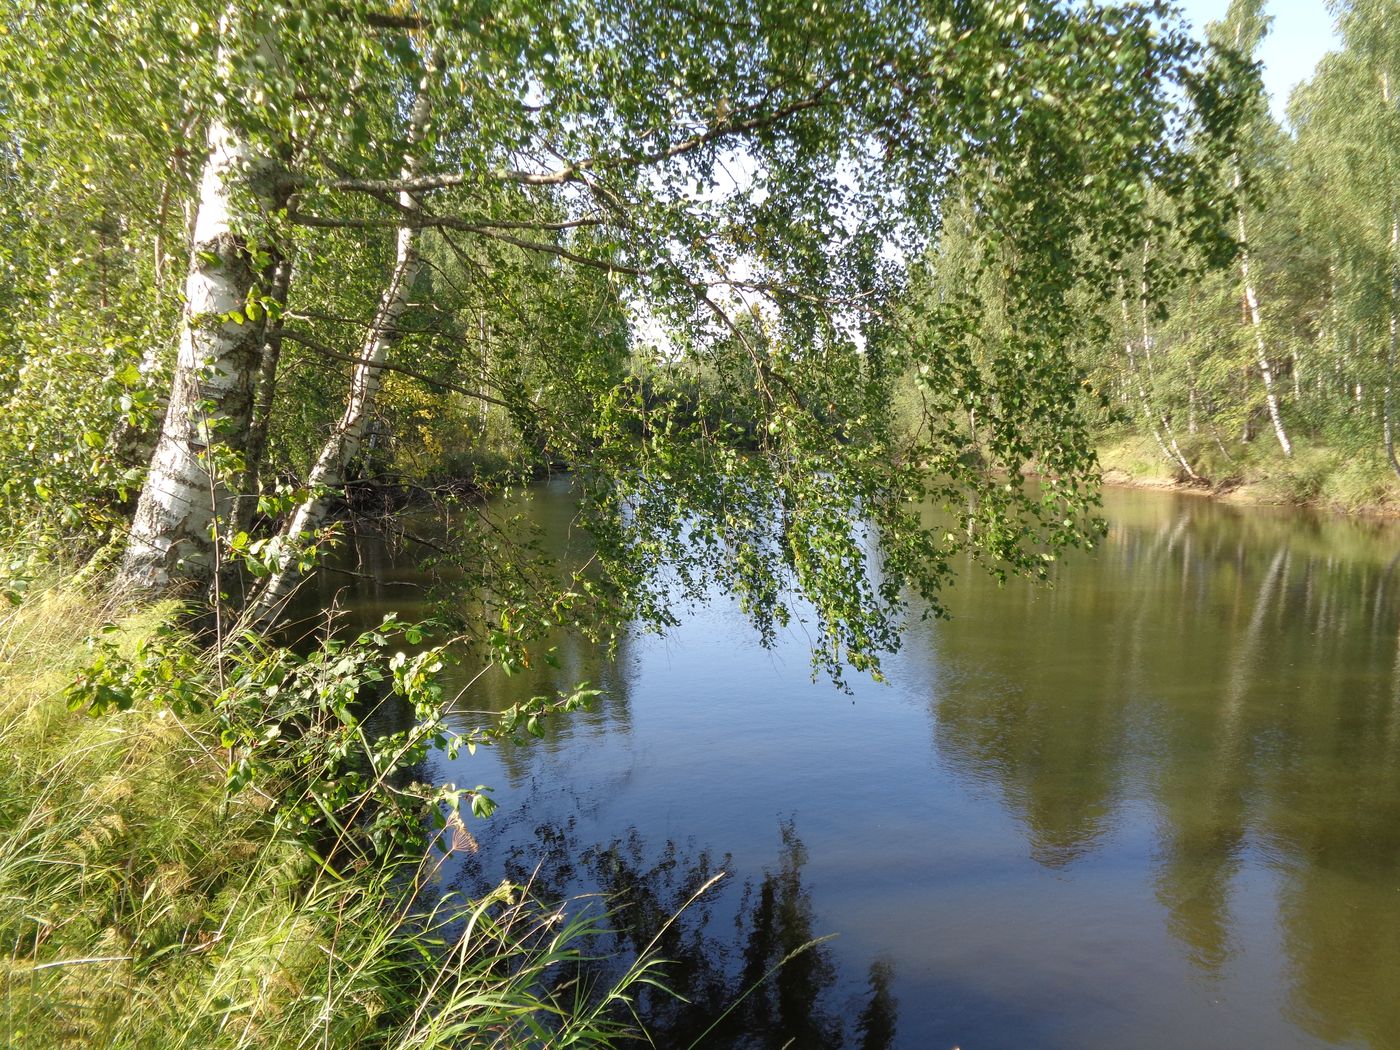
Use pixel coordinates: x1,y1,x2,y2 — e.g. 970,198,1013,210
1292,0,1400,476
250,71,435,621
119,110,273,590
0,1,205,560
10,0,1253,673
1213,0,1294,458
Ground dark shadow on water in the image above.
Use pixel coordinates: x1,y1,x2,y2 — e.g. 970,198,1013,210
456,819,898,1049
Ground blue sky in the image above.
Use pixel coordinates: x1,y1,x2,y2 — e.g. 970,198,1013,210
1174,0,1340,122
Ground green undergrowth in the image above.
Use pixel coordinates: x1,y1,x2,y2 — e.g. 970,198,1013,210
1096,431,1400,514
0,580,661,1049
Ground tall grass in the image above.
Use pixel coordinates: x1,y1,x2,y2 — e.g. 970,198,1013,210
0,581,664,1048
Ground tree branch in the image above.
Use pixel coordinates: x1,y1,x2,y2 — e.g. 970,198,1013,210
281,329,514,410
288,209,603,233
283,77,839,196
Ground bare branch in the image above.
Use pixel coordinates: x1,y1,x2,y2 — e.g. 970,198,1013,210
288,209,603,232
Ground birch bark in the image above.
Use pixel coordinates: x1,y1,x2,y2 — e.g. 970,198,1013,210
1233,169,1293,458
119,114,267,593
249,83,433,622
1380,73,1400,479
1383,213,1400,479
1119,290,1199,481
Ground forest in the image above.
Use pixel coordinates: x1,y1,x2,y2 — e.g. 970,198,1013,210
0,0,1396,1047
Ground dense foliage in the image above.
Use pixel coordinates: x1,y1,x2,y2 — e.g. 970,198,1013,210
0,586,661,1047
0,0,1278,1043
1,0,1254,677
1013,0,1400,508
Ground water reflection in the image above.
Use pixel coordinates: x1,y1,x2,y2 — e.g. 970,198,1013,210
455,819,898,1048
321,485,1400,1048
922,494,1400,1046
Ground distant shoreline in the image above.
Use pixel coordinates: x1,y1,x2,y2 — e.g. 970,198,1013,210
1096,464,1400,521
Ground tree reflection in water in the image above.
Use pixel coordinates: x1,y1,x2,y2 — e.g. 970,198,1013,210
921,496,1400,1046
457,819,897,1048
317,486,1400,1046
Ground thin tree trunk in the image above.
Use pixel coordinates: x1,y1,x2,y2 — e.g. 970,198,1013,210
1137,264,1200,480
232,254,294,534
249,83,433,623
1381,74,1400,480
1209,418,1238,467
1384,214,1400,479
1120,290,1199,481
1187,363,1198,435
1234,169,1293,458
119,111,268,593
478,312,490,427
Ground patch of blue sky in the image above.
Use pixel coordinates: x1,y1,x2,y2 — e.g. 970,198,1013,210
1172,0,1339,124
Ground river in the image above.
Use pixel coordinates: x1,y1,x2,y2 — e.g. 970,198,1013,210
298,480,1400,1049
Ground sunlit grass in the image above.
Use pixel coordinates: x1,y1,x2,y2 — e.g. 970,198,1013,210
0,581,665,1048
1097,430,1400,513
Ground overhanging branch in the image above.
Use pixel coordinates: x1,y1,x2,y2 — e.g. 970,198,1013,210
281,329,514,410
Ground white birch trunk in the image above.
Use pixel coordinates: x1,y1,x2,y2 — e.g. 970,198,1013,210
1120,294,1199,481
1187,363,1198,435
1234,170,1293,458
249,86,432,622
1138,271,1199,480
1384,213,1400,478
1380,74,1400,479
119,115,266,593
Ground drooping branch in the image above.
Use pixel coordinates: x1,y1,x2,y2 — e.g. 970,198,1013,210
280,328,513,409
280,77,838,197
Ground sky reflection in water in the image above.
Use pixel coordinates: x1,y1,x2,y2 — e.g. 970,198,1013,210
313,484,1400,1049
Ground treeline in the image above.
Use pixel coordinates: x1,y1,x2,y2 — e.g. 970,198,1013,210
1088,0,1400,502
895,0,1400,509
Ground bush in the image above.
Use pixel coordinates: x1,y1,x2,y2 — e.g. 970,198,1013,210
0,580,661,1048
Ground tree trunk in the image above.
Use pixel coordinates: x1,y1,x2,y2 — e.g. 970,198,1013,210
249,86,432,623
1187,363,1198,435
1234,170,1293,458
1120,292,1199,481
232,254,294,534
1380,74,1400,480
1385,214,1400,479
119,114,267,593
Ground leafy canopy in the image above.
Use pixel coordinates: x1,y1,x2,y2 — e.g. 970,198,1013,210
2,0,1251,676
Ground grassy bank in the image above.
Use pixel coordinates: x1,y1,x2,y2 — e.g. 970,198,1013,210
1096,432,1400,516
0,580,654,1048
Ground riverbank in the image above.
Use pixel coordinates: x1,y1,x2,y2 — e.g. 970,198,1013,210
1096,434,1400,518
0,578,653,1048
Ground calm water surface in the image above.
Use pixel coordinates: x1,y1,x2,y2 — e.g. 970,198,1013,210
311,483,1400,1049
